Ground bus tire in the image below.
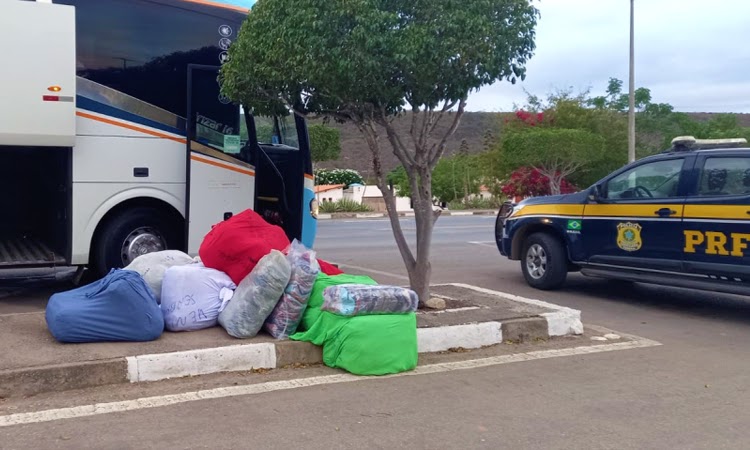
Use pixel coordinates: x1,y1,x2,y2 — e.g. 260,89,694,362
520,232,568,290
91,207,180,278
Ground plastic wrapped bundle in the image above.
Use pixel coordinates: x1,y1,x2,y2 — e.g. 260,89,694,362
263,240,320,339
124,250,195,304
218,250,291,338
299,273,377,331
321,284,419,316
160,264,236,332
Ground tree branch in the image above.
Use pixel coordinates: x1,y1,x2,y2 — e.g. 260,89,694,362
376,107,417,168
418,109,434,158
358,120,416,269
428,99,458,136
428,98,467,168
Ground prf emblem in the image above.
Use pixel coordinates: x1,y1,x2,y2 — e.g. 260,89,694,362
617,222,642,252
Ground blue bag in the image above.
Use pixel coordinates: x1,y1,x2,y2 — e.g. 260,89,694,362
45,269,164,343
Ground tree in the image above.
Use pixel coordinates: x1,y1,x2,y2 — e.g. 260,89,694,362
490,89,626,188
501,128,605,194
308,124,341,163
220,0,539,305
589,77,651,112
387,152,482,205
501,167,577,199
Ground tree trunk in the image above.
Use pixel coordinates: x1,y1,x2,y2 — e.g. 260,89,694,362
409,166,437,305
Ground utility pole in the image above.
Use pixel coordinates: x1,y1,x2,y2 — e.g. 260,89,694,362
628,0,636,163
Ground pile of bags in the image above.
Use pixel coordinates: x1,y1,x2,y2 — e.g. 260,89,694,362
45,208,419,376
290,273,419,376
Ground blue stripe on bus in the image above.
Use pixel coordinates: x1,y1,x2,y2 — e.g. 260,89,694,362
77,96,186,137
301,186,317,249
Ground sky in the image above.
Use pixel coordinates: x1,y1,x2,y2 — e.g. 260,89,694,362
466,0,750,113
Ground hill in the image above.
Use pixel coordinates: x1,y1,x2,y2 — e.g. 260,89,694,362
313,112,750,178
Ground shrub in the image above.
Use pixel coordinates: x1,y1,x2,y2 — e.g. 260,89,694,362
501,167,577,199
448,197,506,210
319,199,373,213
314,169,364,188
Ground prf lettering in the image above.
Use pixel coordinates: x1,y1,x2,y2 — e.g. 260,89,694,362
684,231,750,257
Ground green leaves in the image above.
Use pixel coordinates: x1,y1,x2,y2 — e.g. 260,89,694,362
308,124,341,162
220,0,540,118
388,151,483,204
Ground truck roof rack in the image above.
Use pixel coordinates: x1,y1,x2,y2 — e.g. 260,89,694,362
669,135,748,152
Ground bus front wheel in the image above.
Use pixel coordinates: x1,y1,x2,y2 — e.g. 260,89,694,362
91,207,179,277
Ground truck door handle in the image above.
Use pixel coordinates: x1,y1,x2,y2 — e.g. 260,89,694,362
655,208,677,217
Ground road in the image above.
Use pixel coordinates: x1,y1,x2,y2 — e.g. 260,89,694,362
2,215,750,449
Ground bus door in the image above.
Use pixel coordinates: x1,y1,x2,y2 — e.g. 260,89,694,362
185,64,255,254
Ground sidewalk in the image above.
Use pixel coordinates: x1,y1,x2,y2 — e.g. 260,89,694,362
317,209,497,220
0,283,582,399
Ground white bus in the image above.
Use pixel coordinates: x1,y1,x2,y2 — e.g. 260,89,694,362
0,0,318,279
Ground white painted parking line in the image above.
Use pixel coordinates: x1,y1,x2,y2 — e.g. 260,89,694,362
468,241,496,248
0,337,661,428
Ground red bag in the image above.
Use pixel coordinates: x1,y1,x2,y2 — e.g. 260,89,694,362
318,259,344,276
199,209,290,284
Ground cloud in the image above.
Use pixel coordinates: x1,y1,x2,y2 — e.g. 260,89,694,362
467,0,750,113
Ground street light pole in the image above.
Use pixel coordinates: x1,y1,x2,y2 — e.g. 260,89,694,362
628,0,636,163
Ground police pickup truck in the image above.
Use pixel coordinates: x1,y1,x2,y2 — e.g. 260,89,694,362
495,136,750,296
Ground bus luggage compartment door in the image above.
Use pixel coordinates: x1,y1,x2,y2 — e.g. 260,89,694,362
0,1,76,147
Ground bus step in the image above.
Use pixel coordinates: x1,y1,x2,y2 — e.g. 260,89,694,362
0,237,66,267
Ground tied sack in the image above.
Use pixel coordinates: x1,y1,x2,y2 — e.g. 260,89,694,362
124,250,195,304
198,209,290,285
218,250,291,338
45,269,164,343
161,264,236,332
263,240,320,339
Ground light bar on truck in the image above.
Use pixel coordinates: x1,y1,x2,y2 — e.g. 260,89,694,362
671,135,747,151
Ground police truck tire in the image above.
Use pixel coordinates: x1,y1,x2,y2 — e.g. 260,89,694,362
91,207,179,278
521,232,568,290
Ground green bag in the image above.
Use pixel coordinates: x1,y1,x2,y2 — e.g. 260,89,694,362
299,273,378,332
290,311,417,376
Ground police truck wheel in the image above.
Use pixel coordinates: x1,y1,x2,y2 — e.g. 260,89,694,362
91,207,178,277
521,232,568,290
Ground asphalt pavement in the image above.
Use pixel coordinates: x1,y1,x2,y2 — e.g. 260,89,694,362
2,215,750,448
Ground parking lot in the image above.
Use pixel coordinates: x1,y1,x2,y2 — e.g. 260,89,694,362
2,215,750,448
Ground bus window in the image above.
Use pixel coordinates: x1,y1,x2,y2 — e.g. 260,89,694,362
243,114,300,148
58,0,245,119
278,115,300,148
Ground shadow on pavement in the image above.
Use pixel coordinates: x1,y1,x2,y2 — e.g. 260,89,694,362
561,274,750,325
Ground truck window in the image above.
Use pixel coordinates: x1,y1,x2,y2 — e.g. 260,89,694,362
697,156,750,196
605,158,684,200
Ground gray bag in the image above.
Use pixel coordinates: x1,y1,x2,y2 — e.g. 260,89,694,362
218,250,291,338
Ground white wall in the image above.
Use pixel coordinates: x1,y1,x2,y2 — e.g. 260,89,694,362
344,185,414,212
316,187,344,203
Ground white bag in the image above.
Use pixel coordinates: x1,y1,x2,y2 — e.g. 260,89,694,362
218,250,291,339
161,264,236,332
124,250,195,303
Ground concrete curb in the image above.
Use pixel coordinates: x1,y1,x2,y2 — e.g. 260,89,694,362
0,285,581,398
318,210,497,220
